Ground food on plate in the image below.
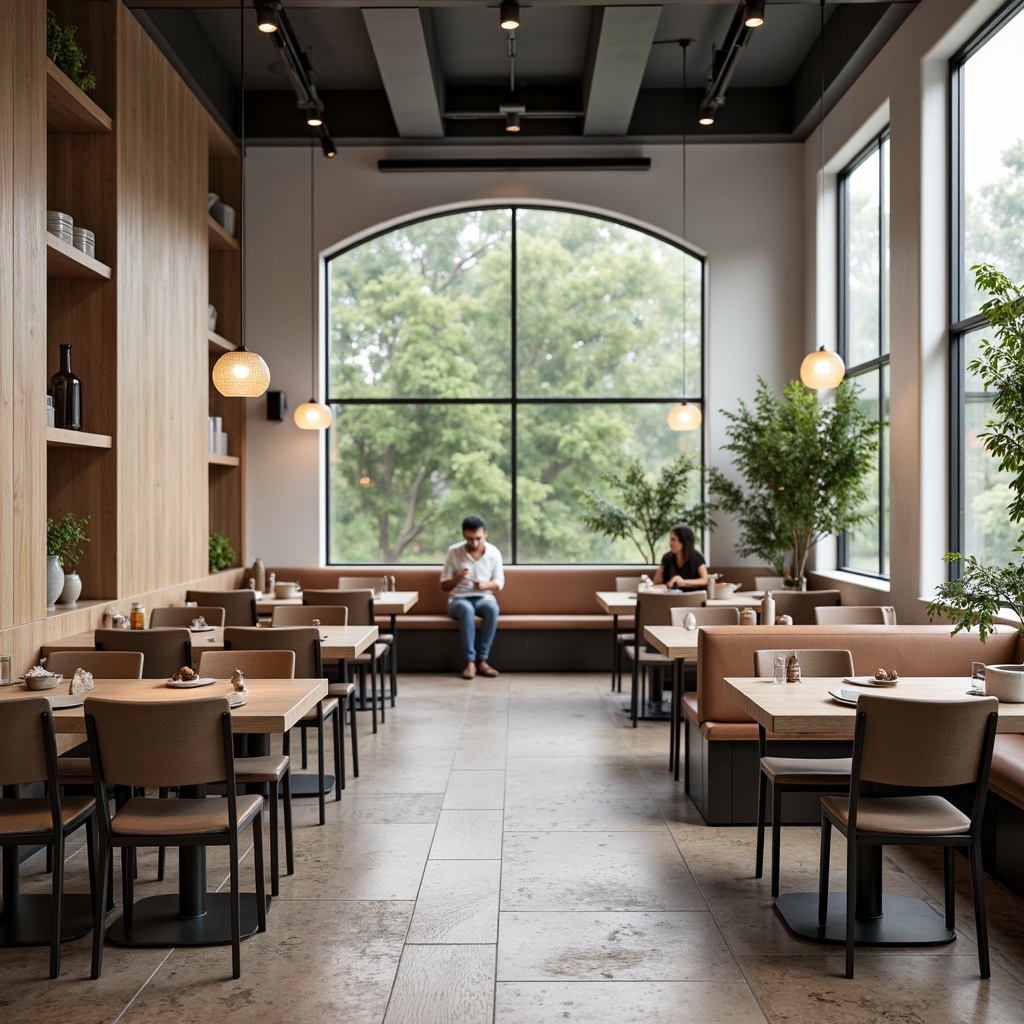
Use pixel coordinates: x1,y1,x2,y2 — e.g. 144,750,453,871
873,668,899,681
170,665,198,681
25,663,56,679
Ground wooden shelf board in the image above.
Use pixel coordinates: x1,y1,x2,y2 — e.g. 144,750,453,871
208,453,240,467
46,427,113,450
208,216,239,252
46,597,111,620
207,115,238,160
45,60,112,134
208,330,237,354
46,233,112,280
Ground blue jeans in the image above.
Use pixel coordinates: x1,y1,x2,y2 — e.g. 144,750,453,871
448,594,499,662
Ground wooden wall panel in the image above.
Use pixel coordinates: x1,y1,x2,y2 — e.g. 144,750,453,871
115,7,208,595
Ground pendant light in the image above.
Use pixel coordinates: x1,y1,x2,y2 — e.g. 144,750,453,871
800,0,845,391
213,1,272,398
668,39,701,433
294,133,333,430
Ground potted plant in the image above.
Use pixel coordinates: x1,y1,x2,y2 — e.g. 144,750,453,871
48,512,90,606
576,453,714,564
209,532,235,572
929,264,1024,649
46,9,96,93
708,377,878,586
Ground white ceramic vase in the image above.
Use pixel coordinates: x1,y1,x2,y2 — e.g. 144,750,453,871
58,572,82,605
46,554,65,610
984,664,1024,703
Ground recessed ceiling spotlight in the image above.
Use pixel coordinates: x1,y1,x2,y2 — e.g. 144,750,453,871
505,112,522,133
499,2,520,31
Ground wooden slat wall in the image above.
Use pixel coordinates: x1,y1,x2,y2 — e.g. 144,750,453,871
115,7,207,595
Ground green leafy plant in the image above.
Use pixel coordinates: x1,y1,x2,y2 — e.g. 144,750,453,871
576,454,713,564
209,532,235,572
929,264,1024,638
46,512,90,573
708,377,878,581
46,9,96,93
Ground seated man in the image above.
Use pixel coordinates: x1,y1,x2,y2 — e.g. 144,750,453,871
440,514,504,679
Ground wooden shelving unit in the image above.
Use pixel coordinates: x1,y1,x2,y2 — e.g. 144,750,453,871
208,329,236,354
45,59,112,134
208,215,239,252
208,453,241,467
46,427,113,450
45,233,112,279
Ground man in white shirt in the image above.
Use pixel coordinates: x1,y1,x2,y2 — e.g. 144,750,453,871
440,515,505,679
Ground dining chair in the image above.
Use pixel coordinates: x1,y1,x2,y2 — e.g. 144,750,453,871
669,606,741,627
335,576,385,592
150,605,226,628
814,605,897,625
94,628,193,680
616,589,706,696
752,648,855,897
223,626,341,824
754,575,788,592
46,650,144,679
184,589,258,627
85,695,266,980
770,589,842,625
198,649,296,896
271,604,349,627
606,577,644,692
818,694,999,979
614,576,644,592
303,589,390,730
0,696,98,978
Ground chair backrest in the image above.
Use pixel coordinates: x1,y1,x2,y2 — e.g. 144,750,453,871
854,694,998,793
670,606,740,627
302,589,374,625
198,649,295,678
86,695,231,790
224,626,322,678
753,648,854,678
336,576,382,592
754,576,788,592
184,589,258,627
635,591,706,634
615,576,644,592
150,605,226,628
814,605,896,626
272,604,348,627
0,696,54,786
771,589,842,625
94,628,193,680
46,650,144,679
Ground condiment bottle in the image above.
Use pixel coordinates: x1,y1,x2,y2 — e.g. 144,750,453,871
390,575,396,592
267,571,276,593
253,558,266,593
761,590,775,626
786,653,801,683
130,601,146,630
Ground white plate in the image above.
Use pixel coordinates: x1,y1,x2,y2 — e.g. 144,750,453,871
842,676,898,688
165,677,217,689
229,696,247,708
828,688,859,707
190,626,216,633
47,693,85,710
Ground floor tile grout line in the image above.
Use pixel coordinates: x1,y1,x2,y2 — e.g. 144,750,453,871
110,948,177,1024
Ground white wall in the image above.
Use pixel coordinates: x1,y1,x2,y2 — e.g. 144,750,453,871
244,141,806,566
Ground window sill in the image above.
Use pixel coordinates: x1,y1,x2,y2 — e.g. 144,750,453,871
810,570,890,594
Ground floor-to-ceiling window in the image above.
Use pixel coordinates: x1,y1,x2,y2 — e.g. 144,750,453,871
325,207,704,564
950,2,1024,564
839,131,890,577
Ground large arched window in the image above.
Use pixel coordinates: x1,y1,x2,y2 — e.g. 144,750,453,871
325,206,704,564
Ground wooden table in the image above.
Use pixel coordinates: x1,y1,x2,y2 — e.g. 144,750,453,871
643,625,700,778
722,675,1024,949
0,677,326,950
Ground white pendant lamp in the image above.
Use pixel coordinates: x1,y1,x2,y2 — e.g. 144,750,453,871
294,132,333,430
802,0,845,391
214,0,271,398
668,39,701,433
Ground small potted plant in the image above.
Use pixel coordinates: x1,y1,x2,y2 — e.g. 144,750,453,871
48,512,90,606
209,532,235,572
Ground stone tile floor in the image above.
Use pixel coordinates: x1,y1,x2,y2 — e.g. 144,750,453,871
2,673,1024,1022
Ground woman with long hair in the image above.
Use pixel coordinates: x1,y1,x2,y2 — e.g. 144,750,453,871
652,523,708,590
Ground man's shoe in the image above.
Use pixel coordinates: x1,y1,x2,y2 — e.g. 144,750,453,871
462,662,477,679
477,661,499,677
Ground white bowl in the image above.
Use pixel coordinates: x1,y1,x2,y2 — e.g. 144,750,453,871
714,583,737,600
275,582,299,599
984,664,1024,703
23,673,62,691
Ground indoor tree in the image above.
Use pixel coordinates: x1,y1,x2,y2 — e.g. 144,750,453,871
709,377,878,582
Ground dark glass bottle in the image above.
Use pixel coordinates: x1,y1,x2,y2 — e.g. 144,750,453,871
49,343,82,430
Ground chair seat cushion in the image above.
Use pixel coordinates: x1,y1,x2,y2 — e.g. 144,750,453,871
821,794,971,836
761,756,851,786
300,696,340,723
112,794,263,836
328,681,357,698
0,796,95,836
235,754,289,784
623,645,672,665
988,734,1024,809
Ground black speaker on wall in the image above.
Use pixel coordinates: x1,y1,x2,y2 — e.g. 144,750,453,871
267,391,287,421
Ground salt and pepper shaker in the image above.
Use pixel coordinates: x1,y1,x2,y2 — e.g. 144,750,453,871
785,654,801,683
761,590,775,626
683,612,697,630
267,571,276,593
390,575,396,592
231,668,247,693
739,607,757,626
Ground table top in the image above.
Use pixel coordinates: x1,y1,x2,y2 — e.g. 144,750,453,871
723,675,1024,734
42,624,379,661
256,591,419,615
642,625,701,659
0,677,328,736
596,590,763,615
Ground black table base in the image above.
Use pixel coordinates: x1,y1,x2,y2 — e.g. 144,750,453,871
287,773,335,797
622,700,672,721
775,892,956,946
106,892,269,948
0,893,95,946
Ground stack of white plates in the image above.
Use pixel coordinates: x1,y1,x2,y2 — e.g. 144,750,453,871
47,210,73,244
72,226,96,258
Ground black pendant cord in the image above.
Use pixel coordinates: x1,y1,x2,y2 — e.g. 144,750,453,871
239,0,247,353
309,129,317,399
819,0,825,244
681,39,689,401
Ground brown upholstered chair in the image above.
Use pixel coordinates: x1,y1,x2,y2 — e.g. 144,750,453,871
198,648,296,896
85,695,266,980
271,605,348,627
818,694,998,978
185,589,258,626
616,590,706,696
149,605,226,628
814,605,897,625
46,650,144,679
770,589,842,625
669,606,741,627
752,648,855,897
94,628,193,680
223,627,342,824
0,696,98,978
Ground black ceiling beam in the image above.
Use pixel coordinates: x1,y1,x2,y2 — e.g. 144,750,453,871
245,89,397,140
629,86,791,139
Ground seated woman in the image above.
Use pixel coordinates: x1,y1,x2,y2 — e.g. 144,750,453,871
652,523,709,591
